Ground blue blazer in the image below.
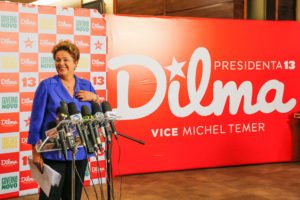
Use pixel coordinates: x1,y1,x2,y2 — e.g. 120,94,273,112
28,75,96,161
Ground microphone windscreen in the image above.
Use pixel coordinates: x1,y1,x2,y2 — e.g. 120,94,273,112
56,106,68,115
81,105,91,117
47,121,57,130
68,102,79,115
60,100,69,113
91,102,101,115
101,101,112,113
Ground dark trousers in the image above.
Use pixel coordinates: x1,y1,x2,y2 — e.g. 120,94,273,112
39,159,88,200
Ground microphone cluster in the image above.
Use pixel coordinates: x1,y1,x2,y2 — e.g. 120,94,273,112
45,100,119,159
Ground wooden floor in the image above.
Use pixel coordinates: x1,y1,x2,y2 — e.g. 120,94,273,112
10,162,300,200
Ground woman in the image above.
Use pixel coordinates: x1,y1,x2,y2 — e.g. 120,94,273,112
28,40,100,200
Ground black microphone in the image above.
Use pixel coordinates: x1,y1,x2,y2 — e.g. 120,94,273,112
81,105,98,152
91,102,104,151
56,106,70,159
101,101,118,138
68,102,95,153
60,100,69,116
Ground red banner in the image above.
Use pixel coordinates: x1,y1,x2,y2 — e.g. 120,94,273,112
107,15,300,175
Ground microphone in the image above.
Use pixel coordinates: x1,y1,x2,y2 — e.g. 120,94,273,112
91,102,104,150
46,121,60,148
68,102,94,154
60,100,69,115
68,102,86,146
101,101,118,138
81,105,98,152
56,106,70,159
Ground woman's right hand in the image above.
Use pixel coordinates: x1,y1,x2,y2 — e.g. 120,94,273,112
32,145,44,173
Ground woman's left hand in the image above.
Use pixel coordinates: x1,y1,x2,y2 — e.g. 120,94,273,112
76,90,98,102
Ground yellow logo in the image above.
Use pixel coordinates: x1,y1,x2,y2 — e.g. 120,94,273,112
2,135,18,150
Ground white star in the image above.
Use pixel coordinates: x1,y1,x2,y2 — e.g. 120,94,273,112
165,57,186,81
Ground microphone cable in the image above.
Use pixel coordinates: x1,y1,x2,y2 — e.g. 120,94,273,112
115,129,123,200
75,161,90,200
95,151,105,200
86,154,99,200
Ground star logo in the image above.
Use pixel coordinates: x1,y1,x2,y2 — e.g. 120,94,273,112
24,38,33,48
165,57,186,81
25,117,30,127
94,40,102,50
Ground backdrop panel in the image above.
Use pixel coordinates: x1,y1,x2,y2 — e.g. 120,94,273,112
0,2,106,198
107,15,300,175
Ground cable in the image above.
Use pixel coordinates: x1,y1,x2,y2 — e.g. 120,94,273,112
87,154,100,200
95,151,105,200
75,165,90,200
115,132,122,200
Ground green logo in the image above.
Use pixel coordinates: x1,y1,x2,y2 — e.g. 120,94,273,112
2,176,18,190
1,96,18,110
41,56,55,70
76,20,89,32
1,15,17,29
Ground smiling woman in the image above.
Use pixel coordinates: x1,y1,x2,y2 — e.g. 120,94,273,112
27,40,100,200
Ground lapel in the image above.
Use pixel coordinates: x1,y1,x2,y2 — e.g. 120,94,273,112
53,75,76,101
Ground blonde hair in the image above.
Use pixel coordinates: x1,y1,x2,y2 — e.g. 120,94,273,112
52,40,80,62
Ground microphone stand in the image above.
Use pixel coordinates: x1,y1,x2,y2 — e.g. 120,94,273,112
104,123,145,200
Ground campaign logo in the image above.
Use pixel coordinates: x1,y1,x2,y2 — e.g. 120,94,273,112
0,113,19,133
90,9,103,18
20,72,38,92
0,12,18,32
39,34,56,53
57,16,74,34
0,53,19,72
74,17,90,35
74,35,90,53
0,132,19,153
20,53,38,72
91,72,106,90
19,33,38,53
20,92,34,112
0,93,19,113
91,54,106,72
91,18,106,36
57,7,74,16
20,171,38,191
0,172,19,194
19,3,38,13
0,73,19,92
39,53,55,72
0,32,18,52
0,152,19,173
19,112,31,132
19,13,38,33
89,158,106,180
91,36,106,54
77,53,90,72
20,132,31,151
20,151,31,171
38,14,56,34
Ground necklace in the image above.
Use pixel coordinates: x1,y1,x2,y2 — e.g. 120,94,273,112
61,79,75,90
